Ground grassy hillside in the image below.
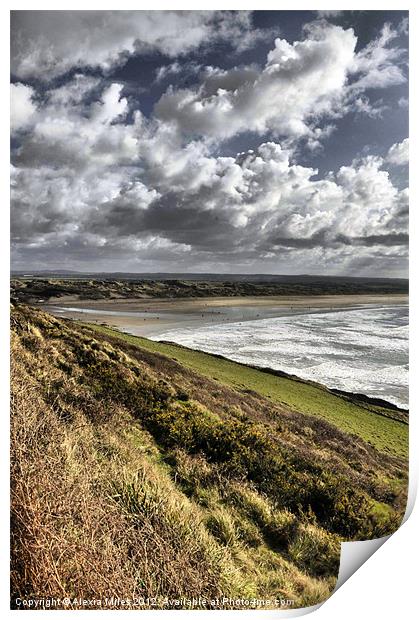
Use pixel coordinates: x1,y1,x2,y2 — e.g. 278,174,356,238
11,304,408,610
88,325,408,459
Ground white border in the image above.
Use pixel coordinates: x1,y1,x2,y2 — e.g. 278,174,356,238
2,2,417,619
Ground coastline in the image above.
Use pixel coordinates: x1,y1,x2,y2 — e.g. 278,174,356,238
42,292,408,338
158,339,409,417
39,294,408,412
85,321,409,460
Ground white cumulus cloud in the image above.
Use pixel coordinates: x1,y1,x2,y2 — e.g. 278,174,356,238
10,83,37,132
155,21,406,145
11,10,263,80
386,138,409,166
10,13,409,275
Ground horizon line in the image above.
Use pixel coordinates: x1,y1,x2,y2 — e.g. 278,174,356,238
10,269,409,281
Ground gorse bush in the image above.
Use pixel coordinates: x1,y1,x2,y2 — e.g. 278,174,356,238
67,341,400,540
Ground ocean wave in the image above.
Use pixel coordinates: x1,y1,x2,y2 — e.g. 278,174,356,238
153,305,409,409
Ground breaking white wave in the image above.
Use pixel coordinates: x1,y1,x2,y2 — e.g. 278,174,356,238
152,304,409,409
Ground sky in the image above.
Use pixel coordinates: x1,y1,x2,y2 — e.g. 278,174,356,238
10,10,409,276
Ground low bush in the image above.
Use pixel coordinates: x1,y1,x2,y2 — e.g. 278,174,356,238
64,350,392,540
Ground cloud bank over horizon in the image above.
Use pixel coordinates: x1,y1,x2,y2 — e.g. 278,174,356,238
11,10,409,276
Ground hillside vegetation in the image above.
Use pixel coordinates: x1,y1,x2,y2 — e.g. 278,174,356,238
10,275,408,304
90,325,408,458
11,304,408,609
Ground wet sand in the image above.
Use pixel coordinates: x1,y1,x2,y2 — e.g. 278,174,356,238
42,293,408,338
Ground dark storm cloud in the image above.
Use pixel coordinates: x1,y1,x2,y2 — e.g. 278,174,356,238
335,233,409,247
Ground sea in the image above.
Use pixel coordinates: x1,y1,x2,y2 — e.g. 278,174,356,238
151,304,409,409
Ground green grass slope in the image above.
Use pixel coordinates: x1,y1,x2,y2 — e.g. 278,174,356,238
90,325,408,459
11,304,408,610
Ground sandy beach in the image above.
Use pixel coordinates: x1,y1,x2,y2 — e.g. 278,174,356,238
42,293,408,338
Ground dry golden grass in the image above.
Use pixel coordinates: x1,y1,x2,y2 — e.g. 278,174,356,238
10,344,237,607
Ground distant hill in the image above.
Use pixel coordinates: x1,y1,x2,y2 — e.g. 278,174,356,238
10,274,408,304
11,270,409,285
